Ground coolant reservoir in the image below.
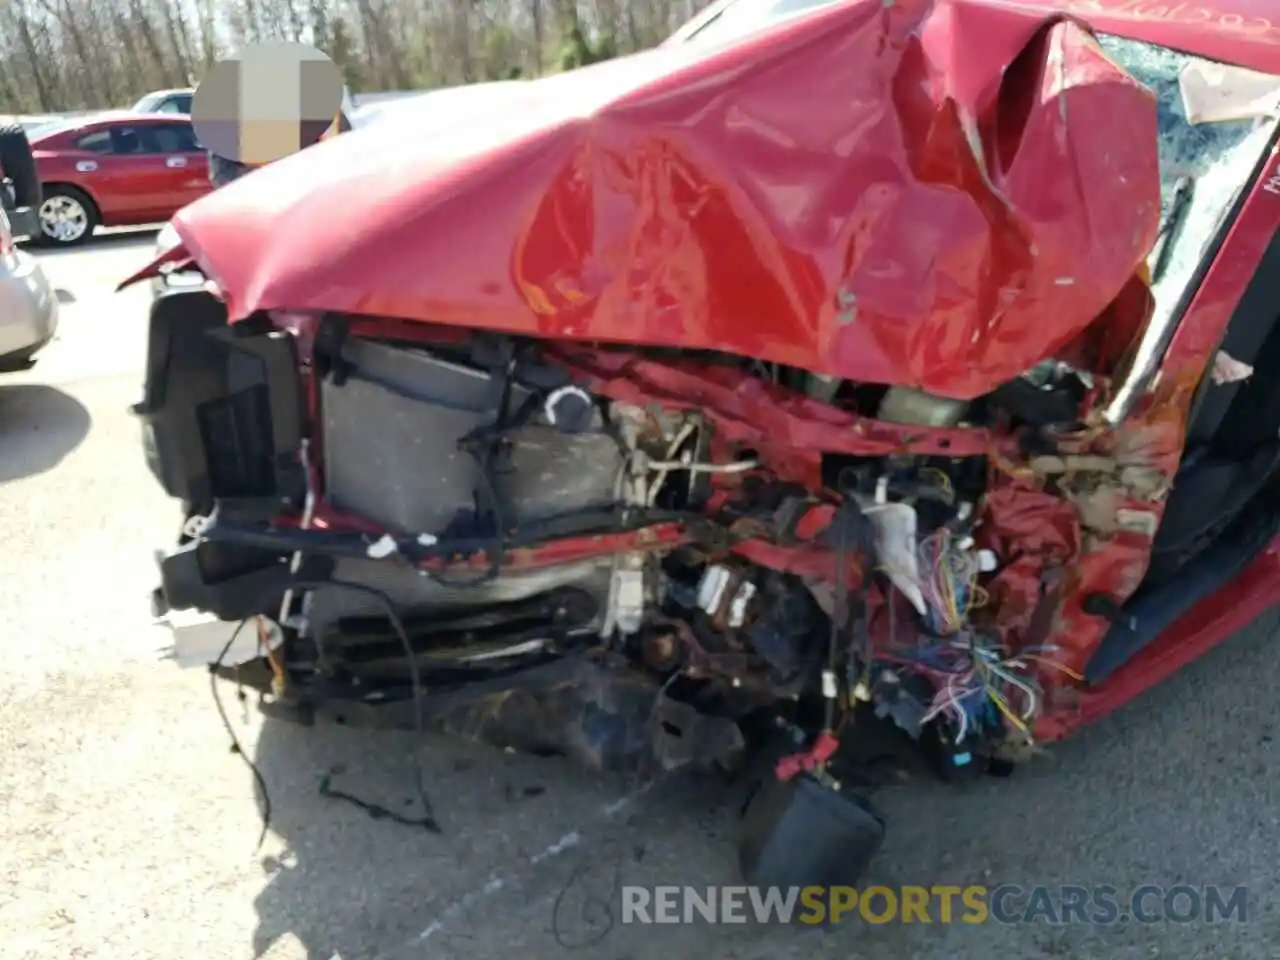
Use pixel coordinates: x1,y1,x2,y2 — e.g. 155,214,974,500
876,387,969,427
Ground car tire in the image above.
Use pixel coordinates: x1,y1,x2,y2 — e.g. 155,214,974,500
32,185,99,247
0,120,41,209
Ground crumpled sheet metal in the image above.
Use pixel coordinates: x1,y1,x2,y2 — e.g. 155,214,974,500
164,0,1161,399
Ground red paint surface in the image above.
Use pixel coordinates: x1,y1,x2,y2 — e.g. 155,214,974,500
1038,145,1280,739
1001,0,1280,74
161,0,1171,400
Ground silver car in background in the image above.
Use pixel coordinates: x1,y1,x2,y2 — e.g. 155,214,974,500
0,205,58,369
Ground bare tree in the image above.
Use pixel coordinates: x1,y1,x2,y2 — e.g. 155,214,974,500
0,0,698,112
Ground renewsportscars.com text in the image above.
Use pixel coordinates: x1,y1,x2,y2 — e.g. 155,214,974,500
620,884,1249,925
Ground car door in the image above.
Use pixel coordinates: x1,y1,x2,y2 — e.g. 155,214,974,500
55,124,171,224
144,121,211,212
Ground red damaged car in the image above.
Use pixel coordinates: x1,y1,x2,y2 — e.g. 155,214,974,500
125,0,1280,885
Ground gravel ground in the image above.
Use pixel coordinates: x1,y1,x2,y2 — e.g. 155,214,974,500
0,232,1276,960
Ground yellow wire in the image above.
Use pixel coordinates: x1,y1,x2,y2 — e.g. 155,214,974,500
1020,654,1085,682
936,529,957,627
921,467,954,498
988,688,1031,737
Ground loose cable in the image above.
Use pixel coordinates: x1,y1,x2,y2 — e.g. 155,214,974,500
289,577,441,832
209,615,273,851
208,577,443,853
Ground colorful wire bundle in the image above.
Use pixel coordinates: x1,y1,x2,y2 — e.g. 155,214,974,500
880,636,1083,743
916,529,986,635
876,513,1085,744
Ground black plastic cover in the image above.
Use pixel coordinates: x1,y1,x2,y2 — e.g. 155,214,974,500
134,289,306,514
156,538,333,620
738,774,885,889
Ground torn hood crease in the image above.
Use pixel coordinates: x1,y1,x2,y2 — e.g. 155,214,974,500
163,0,1177,398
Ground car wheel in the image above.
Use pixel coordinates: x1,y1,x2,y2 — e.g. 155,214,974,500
34,186,99,247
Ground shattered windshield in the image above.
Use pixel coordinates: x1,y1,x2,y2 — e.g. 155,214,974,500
1097,36,1278,421
1098,36,1277,283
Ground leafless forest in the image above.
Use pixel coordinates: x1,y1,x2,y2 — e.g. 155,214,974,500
0,0,706,112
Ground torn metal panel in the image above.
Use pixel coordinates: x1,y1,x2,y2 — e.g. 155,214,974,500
1179,61,1280,125
1211,351,1254,384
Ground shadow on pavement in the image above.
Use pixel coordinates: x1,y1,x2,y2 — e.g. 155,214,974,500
244,714,629,960
19,227,161,259
0,384,91,483
241,699,752,960
237,611,1280,960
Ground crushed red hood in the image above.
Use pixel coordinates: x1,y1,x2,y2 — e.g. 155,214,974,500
157,0,1178,398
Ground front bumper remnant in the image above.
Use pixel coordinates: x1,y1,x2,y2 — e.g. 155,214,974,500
227,653,746,777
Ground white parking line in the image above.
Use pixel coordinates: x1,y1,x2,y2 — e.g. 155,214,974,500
387,781,656,954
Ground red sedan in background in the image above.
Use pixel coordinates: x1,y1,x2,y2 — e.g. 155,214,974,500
29,112,210,246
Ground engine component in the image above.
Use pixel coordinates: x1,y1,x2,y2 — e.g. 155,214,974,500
869,669,929,737
604,553,648,637
544,385,596,433
803,371,843,404
876,387,970,427
727,581,757,629
321,336,622,538
696,564,733,617
922,718,986,783
742,575,825,684
325,586,599,673
990,360,1090,427
303,556,615,650
687,563,759,630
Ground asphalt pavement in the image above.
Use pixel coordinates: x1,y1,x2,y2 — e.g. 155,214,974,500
1,231,1277,960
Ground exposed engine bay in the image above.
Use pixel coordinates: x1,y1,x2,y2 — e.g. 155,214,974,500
150,307,1062,776
301,325,1043,772
134,17,1280,886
